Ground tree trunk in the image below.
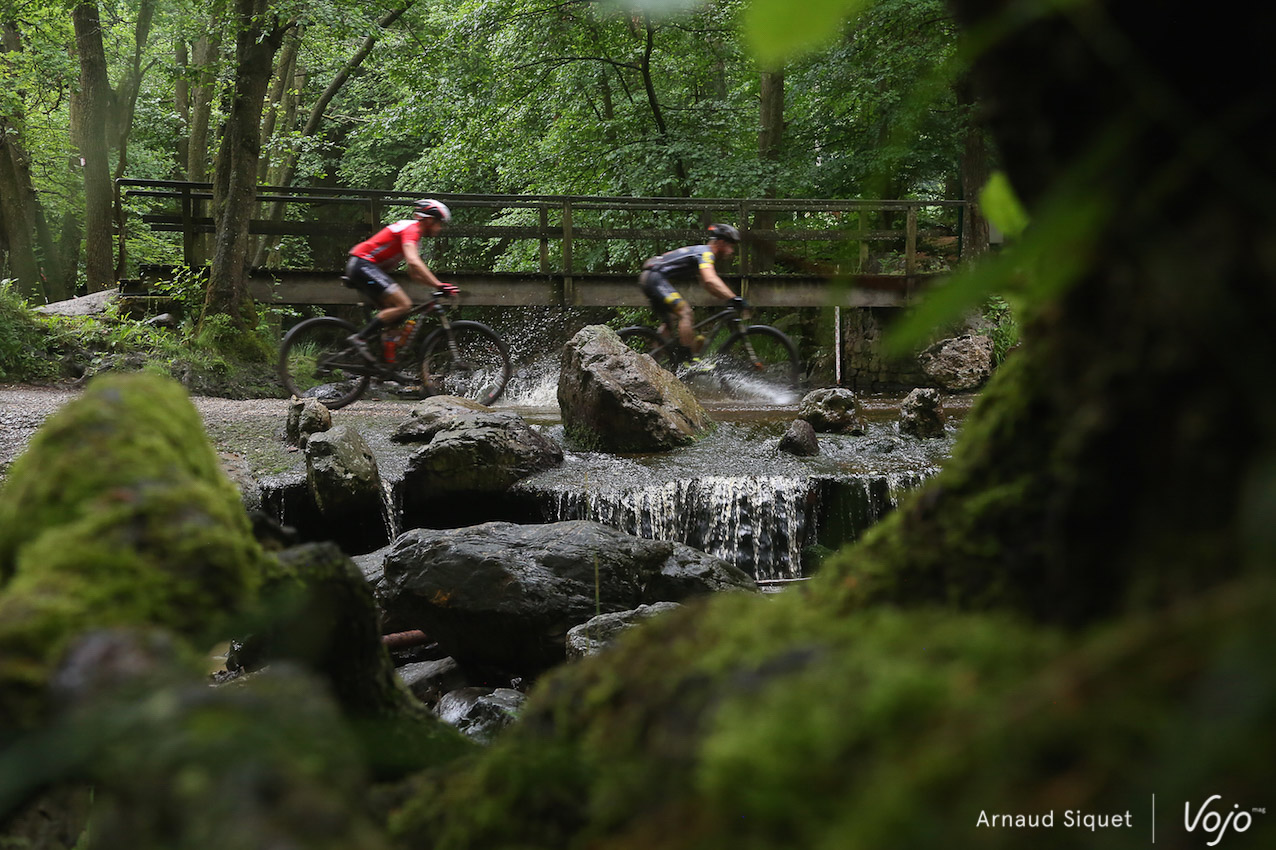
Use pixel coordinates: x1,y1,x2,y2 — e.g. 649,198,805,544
112,0,157,278
753,69,785,272
0,141,44,300
956,75,990,258
200,0,289,333
836,1,1276,626
175,39,190,171
185,11,224,185
1,21,62,301
638,17,688,196
71,2,115,294
252,4,413,266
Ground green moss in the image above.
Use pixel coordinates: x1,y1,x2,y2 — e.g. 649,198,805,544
394,575,1275,850
0,373,268,731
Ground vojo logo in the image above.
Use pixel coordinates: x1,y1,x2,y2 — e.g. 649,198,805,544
1184,796,1263,846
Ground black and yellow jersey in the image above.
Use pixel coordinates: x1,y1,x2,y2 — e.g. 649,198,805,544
650,244,715,280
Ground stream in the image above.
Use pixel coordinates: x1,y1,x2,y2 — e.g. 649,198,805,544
264,365,969,583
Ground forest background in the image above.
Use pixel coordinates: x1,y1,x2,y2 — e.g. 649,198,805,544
0,0,989,346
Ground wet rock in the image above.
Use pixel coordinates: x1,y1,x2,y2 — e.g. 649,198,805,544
778,418,820,456
398,407,562,521
436,686,527,744
398,657,469,707
557,325,712,452
798,387,866,434
390,395,491,443
305,425,387,552
566,602,682,660
379,520,753,678
917,334,993,391
899,387,946,438
287,396,332,447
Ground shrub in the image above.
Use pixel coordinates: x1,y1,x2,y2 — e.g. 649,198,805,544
0,281,59,382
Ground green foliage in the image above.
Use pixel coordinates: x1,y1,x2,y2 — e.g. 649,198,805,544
744,0,871,68
884,167,1113,357
979,171,1029,237
0,281,60,382
982,295,1018,365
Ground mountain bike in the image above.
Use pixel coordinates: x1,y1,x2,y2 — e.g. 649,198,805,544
617,303,801,402
277,288,512,410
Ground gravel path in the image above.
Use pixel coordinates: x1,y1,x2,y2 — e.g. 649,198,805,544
0,382,419,482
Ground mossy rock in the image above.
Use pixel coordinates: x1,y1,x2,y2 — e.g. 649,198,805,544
0,373,268,731
390,577,1275,850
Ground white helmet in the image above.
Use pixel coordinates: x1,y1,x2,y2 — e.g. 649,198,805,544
413,198,452,223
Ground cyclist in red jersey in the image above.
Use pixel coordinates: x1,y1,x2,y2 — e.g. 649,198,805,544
343,198,458,362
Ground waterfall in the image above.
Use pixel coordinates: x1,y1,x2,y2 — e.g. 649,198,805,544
537,470,938,582
542,476,814,581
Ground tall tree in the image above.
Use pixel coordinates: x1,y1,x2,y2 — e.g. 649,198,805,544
110,0,157,277
71,1,114,293
200,0,290,336
1,18,67,300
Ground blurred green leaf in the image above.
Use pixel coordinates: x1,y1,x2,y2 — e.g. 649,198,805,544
744,0,874,68
979,172,1030,238
884,183,1111,357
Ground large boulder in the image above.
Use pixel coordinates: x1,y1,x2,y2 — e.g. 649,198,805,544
917,334,993,391
378,520,755,677
0,373,269,731
390,395,492,443
557,325,712,452
396,401,563,520
798,387,866,434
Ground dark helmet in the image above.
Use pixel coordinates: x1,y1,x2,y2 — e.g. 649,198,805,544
413,198,452,223
707,222,740,243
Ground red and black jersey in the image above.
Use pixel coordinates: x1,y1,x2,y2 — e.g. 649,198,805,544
349,220,426,268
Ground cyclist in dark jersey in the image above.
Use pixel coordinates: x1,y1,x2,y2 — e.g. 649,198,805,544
343,198,458,362
639,223,748,362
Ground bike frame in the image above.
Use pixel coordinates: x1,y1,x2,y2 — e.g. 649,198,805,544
340,293,455,379
646,306,752,362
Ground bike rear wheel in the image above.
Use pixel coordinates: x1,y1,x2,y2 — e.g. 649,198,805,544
278,316,371,410
715,324,802,402
617,326,682,370
418,320,512,405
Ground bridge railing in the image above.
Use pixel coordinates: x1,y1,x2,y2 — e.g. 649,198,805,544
116,180,972,307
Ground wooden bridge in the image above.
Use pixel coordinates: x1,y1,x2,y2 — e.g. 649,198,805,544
117,180,973,309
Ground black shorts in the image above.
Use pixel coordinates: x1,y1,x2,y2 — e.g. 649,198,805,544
344,256,403,304
639,270,686,318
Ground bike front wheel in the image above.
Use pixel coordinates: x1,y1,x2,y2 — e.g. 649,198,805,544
417,320,512,406
277,316,371,410
715,324,802,402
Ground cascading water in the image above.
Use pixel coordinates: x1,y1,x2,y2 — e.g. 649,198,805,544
512,410,955,581
542,476,814,580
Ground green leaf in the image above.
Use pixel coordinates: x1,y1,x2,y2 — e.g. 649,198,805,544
979,172,1030,238
744,0,874,68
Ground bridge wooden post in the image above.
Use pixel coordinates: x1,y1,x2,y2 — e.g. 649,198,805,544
857,206,868,272
561,199,574,305
905,205,918,298
539,205,550,273
180,185,196,266
738,200,750,299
